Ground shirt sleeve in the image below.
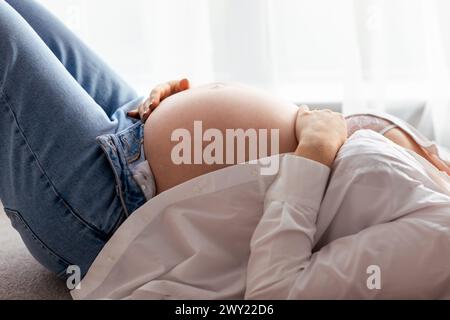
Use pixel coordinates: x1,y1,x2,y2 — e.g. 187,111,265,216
244,154,450,299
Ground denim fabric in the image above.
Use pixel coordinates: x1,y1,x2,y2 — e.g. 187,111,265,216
0,0,146,278
96,122,149,216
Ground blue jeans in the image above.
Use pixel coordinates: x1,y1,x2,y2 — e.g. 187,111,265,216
0,0,146,278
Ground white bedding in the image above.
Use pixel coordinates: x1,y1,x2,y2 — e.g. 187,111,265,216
1,106,448,300
72,121,450,299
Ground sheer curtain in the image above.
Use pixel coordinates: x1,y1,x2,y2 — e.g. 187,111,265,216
39,0,450,144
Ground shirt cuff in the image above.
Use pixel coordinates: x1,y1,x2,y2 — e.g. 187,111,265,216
268,154,331,210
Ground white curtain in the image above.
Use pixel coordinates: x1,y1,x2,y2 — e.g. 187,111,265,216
39,0,450,144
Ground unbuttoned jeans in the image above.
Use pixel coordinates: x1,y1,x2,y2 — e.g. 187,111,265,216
0,0,145,278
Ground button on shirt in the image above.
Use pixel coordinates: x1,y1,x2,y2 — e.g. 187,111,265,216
73,129,450,300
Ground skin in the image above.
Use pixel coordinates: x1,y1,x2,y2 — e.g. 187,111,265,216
144,82,299,193
293,106,347,168
128,79,191,121
136,79,449,194
383,128,450,175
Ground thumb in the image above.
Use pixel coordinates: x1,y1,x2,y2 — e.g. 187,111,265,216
297,104,310,119
127,109,140,119
298,104,310,113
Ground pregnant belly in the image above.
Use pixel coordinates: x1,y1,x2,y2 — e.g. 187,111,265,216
143,82,447,194
144,83,299,193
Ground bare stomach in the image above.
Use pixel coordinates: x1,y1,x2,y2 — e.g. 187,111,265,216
144,83,298,193
144,82,447,194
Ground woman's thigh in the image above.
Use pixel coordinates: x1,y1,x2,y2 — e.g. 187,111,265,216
0,1,131,277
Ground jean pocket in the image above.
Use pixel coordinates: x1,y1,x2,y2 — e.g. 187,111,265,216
4,208,71,278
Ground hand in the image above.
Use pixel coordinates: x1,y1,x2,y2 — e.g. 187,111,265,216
127,78,190,122
294,105,347,167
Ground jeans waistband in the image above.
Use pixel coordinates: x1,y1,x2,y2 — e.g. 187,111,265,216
96,121,153,216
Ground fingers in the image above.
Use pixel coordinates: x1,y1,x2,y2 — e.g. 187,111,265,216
298,106,345,120
139,98,153,122
127,99,153,122
179,78,190,91
149,82,170,109
298,104,310,114
127,78,190,122
127,109,140,119
150,78,190,110
296,105,310,126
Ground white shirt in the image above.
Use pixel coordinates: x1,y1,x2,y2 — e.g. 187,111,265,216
72,129,450,300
